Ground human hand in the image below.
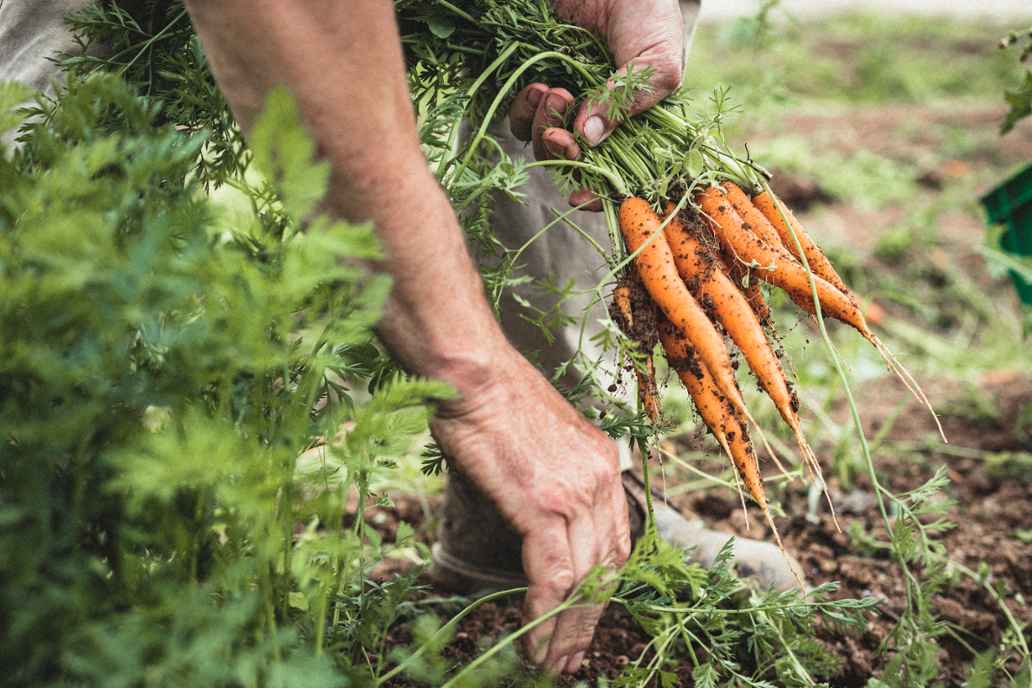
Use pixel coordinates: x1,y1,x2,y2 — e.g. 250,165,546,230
430,347,631,675
508,0,686,210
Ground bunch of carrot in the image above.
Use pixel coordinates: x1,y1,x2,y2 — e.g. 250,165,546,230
613,183,944,539
399,0,946,546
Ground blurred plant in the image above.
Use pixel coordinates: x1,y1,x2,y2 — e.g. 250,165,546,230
725,0,785,50
58,1,246,188
0,74,451,685
999,27,1032,134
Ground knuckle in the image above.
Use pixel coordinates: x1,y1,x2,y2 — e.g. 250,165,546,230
534,483,580,515
615,532,632,564
589,461,614,489
651,57,683,93
548,568,576,596
540,478,594,514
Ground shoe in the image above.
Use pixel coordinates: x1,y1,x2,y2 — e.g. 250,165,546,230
429,469,804,594
621,473,805,591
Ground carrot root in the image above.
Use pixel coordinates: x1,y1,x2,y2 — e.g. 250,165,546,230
869,334,948,444
619,197,752,420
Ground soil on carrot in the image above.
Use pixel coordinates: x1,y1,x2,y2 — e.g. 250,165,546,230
367,371,1030,686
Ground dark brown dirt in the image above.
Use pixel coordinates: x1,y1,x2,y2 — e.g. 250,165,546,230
769,168,837,210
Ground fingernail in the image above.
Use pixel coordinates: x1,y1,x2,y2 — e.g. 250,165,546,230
528,88,544,108
531,638,549,666
583,115,606,145
544,136,564,159
554,655,570,675
570,652,586,670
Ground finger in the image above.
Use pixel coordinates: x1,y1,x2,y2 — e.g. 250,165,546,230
541,127,581,162
532,88,575,161
587,477,627,598
560,481,627,676
607,476,633,568
537,130,603,212
569,188,603,212
521,525,575,667
544,514,604,673
509,83,549,142
574,8,685,148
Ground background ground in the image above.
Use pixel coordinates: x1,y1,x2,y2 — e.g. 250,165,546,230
699,0,1031,21
369,11,1032,686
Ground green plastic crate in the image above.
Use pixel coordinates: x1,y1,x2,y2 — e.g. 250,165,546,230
981,163,1032,306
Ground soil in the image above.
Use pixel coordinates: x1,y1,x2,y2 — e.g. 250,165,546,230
672,371,1032,687
366,371,1031,686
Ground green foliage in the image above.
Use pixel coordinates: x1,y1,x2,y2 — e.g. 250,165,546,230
999,27,1032,133
687,13,1020,111
1002,72,1032,134
962,649,997,688
61,0,246,187
611,535,874,687
0,74,447,685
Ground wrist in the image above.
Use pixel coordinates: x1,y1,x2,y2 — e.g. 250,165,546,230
431,338,522,419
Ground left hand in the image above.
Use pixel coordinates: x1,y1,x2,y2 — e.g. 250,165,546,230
508,0,687,210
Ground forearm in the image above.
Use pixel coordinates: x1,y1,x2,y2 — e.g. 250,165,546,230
184,0,510,397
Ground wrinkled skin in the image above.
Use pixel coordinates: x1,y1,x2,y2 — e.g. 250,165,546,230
430,350,630,674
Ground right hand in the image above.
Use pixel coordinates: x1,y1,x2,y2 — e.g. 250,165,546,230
430,346,631,675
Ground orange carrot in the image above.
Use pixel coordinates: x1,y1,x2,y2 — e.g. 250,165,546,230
619,197,749,419
704,186,946,443
739,270,772,325
696,186,871,337
864,300,887,328
715,244,772,323
660,321,797,575
658,321,764,509
752,188,859,307
723,182,790,255
662,203,818,475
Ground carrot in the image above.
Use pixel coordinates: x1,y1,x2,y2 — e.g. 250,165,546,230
658,321,763,507
719,253,771,323
751,188,860,309
864,299,887,328
696,186,870,337
611,280,661,423
723,182,790,255
745,282,771,323
660,322,797,581
662,203,819,476
703,186,946,442
618,197,749,420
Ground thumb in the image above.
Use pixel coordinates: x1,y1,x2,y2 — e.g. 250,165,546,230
573,9,685,147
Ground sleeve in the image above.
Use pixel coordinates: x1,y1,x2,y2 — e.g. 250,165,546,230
0,0,92,95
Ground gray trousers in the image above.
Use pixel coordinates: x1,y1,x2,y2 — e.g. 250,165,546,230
1,0,702,471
